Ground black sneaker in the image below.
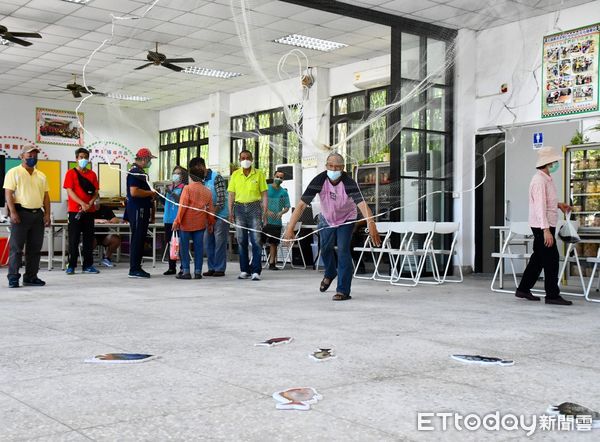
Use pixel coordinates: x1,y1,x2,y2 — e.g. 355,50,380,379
8,279,19,288
163,268,176,275
194,273,203,279
23,277,46,286
545,296,573,306
128,270,151,279
203,270,215,277
176,273,192,280
269,264,279,271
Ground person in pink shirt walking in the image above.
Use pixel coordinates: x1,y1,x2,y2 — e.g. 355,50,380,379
515,146,573,305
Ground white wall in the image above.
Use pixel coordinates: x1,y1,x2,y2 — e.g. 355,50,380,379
0,93,159,219
474,4,600,129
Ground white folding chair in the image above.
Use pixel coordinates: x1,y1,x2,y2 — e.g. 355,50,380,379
556,219,586,296
428,222,463,284
278,222,306,270
585,247,600,303
490,222,533,293
389,222,435,287
353,222,392,281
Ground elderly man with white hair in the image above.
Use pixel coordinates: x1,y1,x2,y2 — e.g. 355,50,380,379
284,152,380,301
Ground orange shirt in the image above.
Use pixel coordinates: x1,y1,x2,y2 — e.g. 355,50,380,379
173,181,215,231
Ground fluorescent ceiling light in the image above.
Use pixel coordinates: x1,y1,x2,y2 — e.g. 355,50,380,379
274,34,347,52
106,93,151,102
182,66,242,79
60,0,93,4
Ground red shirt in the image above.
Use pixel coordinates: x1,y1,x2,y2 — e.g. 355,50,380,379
63,168,99,213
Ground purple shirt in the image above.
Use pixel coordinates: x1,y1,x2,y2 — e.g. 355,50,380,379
301,171,364,226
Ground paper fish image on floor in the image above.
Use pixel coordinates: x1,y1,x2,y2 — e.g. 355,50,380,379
254,337,293,347
273,387,322,411
547,402,600,428
451,354,515,366
309,348,336,362
84,353,158,364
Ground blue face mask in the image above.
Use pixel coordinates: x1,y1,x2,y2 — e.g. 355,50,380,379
548,162,559,174
25,158,37,168
78,159,89,169
327,170,342,181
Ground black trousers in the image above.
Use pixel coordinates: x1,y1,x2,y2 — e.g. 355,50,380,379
68,212,95,269
128,205,150,272
8,209,44,281
517,227,560,298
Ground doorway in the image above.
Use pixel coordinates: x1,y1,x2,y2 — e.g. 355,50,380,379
474,133,505,273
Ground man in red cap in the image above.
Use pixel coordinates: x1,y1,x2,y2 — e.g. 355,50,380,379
126,147,156,278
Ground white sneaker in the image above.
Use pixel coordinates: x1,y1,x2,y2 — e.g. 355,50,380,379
251,273,261,281
238,272,250,279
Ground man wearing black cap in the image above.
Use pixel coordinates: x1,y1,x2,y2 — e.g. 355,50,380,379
3,145,51,288
126,147,156,278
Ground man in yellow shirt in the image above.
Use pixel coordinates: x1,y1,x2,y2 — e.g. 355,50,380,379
3,145,51,288
227,149,268,280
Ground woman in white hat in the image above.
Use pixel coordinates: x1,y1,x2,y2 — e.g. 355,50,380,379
515,146,573,305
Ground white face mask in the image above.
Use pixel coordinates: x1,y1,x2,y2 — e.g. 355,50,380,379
78,159,89,169
240,160,252,169
172,174,181,182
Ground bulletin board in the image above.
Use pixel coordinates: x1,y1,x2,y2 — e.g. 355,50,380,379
4,158,21,172
35,160,62,202
542,23,599,118
98,163,121,197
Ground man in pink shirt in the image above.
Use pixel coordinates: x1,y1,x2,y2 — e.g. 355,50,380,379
516,146,573,305
284,153,380,301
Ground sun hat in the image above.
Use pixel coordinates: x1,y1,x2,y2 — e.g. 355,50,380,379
536,146,562,168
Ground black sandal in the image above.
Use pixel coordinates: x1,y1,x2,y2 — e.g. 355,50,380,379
320,277,333,292
332,293,352,301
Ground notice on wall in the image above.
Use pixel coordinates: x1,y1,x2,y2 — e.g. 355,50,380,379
542,23,599,118
36,108,84,146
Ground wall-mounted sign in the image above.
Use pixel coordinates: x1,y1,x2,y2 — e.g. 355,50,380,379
36,108,84,146
542,23,599,118
533,132,543,149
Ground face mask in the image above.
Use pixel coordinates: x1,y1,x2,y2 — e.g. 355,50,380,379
25,158,37,168
273,178,283,185
78,159,89,169
172,173,181,182
548,162,559,174
146,161,152,168
327,170,342,181
240,160,252,169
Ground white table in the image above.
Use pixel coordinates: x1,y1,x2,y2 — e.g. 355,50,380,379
45,222,164,270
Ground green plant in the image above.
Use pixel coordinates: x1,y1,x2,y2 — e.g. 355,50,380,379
571,130,589,145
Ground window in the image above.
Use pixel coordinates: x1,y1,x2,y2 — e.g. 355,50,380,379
398,33,452,223
231,106,302,178
159,123,209,180
330,87,390,170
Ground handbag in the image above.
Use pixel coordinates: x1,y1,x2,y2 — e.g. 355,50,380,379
169,230,180,260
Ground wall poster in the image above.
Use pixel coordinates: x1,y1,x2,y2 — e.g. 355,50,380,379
36,108,84,146
542,23,599,118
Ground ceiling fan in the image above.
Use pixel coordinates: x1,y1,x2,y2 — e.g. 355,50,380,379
118,42,195,72
45,74,105,99
0,25,42,47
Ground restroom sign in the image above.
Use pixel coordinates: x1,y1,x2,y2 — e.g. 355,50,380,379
533,132,543,149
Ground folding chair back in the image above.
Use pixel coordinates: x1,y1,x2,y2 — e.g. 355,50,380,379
430,222,462,283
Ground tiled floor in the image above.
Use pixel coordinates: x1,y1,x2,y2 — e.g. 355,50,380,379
1,263,599,441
